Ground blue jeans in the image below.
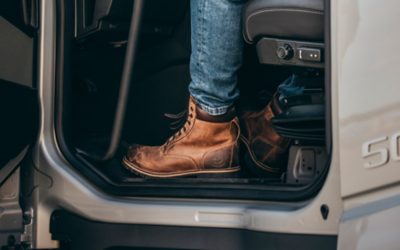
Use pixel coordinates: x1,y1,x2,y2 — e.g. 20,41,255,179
189,0,303,115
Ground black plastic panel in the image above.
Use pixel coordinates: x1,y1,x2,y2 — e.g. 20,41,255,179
51,210,337,250
0,80,38,167
75,0,188,41
256,38,324,68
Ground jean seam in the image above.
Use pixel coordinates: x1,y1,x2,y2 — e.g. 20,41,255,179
198,0,206,67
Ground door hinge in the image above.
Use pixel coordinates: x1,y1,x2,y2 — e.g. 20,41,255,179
19,208,34,249
1,208,33,250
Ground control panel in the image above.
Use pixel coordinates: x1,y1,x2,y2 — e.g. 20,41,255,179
256,38,324,68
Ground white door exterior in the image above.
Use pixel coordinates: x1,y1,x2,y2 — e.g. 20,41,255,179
334,0,400,249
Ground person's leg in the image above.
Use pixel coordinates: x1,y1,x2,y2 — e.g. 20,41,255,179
240,75,305,175
277,74,305,103
123,0,245,177
189,0,246,116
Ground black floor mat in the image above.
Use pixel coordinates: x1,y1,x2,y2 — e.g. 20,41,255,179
75,132,287,185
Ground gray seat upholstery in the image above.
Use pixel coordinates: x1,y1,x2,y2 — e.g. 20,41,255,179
243,0,324,43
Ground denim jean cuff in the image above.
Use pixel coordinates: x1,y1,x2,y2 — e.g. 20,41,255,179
195,100,233,116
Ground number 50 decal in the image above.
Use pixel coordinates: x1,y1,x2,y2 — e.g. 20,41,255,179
362,132,400,169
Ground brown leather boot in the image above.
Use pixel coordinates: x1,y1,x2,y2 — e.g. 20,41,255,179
122,97,240,178
240,94,290,175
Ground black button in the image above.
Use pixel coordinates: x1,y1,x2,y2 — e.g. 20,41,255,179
276,44,294,60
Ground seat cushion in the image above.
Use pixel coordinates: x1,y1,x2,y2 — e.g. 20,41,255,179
243,0,324,43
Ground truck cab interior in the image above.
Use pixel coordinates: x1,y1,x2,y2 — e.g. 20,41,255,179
56,0,330,200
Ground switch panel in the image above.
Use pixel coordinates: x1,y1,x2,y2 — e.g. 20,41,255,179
298,47,322,62
256,38,324,68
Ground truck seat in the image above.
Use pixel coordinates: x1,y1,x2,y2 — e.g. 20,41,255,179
243,0,325,68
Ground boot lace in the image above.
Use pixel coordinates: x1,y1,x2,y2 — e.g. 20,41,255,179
163,104,195,149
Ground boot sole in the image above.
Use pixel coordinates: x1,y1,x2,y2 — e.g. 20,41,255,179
122,157,240,178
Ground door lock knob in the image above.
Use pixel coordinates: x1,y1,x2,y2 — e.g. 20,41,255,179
276,44,294,60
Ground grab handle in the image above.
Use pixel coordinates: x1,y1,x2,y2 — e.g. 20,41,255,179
80,0,144,161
